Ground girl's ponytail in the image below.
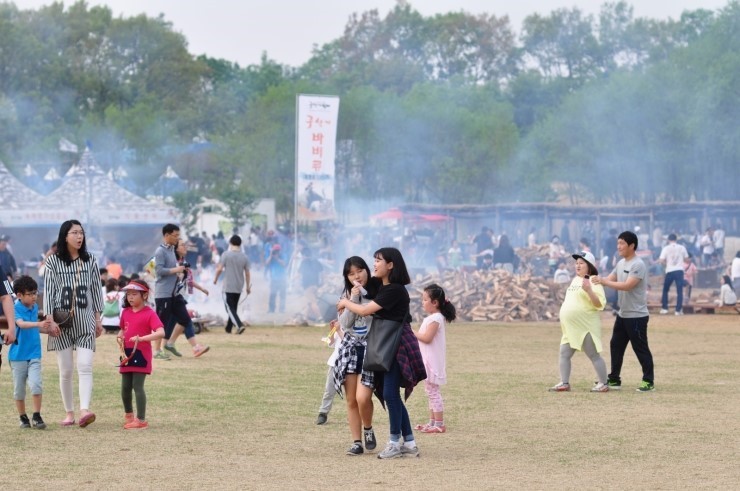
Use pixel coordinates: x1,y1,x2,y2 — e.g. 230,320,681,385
425,283,456,323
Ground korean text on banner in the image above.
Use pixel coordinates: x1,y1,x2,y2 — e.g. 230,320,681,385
296,95,339,221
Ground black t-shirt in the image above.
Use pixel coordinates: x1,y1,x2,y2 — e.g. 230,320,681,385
373,283,410,322
474,233,493,252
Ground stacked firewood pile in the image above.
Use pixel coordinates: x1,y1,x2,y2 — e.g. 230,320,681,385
317,267,566,323
408,269,565,323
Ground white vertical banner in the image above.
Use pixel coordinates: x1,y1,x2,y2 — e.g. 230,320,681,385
295,94,339,221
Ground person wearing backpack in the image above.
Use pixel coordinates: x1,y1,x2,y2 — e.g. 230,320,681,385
102,278,123,333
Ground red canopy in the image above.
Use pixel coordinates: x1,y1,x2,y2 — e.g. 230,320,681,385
370,208,452,223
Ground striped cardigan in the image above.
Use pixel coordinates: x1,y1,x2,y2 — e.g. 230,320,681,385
43,254,104,351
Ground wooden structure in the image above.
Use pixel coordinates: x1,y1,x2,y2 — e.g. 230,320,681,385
399,201,740,247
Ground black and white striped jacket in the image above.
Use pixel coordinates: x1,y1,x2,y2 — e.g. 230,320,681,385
43,254,104,351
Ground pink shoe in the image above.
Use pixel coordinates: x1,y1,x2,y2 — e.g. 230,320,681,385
420,424,446,433
79,412,96,428
59,419,76,427
414,423,431,431
193,345,210,358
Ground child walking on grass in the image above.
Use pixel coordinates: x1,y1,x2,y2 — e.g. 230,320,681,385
10,276,58,429
414,283,455,434
118,279,164,429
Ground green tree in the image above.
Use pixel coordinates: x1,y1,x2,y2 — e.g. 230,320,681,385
213,181,257,232
171,190,203,233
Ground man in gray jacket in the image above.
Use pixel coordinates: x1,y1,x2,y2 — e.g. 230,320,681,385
153,223,187,359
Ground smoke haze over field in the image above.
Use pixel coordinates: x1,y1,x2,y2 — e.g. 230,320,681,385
10,0,731,67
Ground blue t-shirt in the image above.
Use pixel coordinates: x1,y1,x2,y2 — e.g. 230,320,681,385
10,300,42,361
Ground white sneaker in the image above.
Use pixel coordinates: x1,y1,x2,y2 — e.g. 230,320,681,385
591,382,609,393
377,442,403,460
401,443,420,458
675,311,683,316
659,309,669,314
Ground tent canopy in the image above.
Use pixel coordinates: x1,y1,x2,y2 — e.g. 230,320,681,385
1,150,177,227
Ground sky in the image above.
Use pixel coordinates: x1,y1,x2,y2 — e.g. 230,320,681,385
10,0,732,66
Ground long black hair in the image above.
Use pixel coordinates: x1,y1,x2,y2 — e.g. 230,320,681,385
424,283,456,323
374,247,411,286
722,275,734,290
341,256,379,298
55,219,91,264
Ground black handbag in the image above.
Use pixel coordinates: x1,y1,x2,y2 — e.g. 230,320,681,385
364,317,403,372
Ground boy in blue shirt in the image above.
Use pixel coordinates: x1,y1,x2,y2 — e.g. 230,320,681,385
11,276,55,429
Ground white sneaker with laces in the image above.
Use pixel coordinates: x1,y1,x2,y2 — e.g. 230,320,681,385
401,442,420,458
377,442,403,460
591,382,609,393
659,309,669,314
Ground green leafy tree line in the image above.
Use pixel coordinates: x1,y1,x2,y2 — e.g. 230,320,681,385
0,0,737,214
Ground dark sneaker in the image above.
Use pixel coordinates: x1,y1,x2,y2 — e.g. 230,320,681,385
316,413,327,425
32,416,47,430
154,350,171,360
607,379,622,390
163,344,182,357
347,442,364,456
19,415,31,429
636,381,655,392
364,428,376,450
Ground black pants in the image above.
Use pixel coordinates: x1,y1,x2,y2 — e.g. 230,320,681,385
609,315,654,384
223,292,243,333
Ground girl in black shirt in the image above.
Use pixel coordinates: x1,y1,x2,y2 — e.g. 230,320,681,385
338,247,421,459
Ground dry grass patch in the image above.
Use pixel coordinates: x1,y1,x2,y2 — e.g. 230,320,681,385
2,314,739,490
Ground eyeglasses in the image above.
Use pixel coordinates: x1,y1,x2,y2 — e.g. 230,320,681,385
68,231,85,236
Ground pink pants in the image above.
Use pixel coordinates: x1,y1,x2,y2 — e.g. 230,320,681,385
424,380,444,413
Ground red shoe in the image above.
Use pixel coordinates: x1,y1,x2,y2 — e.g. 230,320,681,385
420,424,446,433
124,418,149,430
124,413,135,426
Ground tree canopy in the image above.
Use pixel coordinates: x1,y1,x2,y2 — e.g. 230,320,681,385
0,0,737,214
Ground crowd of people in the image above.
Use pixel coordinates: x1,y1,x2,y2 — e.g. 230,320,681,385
0,218,736,460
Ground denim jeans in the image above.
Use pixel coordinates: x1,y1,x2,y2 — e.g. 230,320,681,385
383,360,413,441
661,270,684,311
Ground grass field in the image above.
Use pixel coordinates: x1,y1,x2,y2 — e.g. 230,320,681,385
2,313,739,490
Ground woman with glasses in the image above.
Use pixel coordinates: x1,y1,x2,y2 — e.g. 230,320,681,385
43,219,104,428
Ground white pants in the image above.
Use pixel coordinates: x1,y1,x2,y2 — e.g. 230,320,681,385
56,347,94,412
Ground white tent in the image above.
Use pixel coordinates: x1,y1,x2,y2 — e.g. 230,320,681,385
150,165,188,196
33,148,178,226
0,160,46,226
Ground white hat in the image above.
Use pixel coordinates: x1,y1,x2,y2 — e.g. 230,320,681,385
572,251,596,268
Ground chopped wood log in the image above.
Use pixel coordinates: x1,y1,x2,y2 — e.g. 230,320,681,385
316,267,566,323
